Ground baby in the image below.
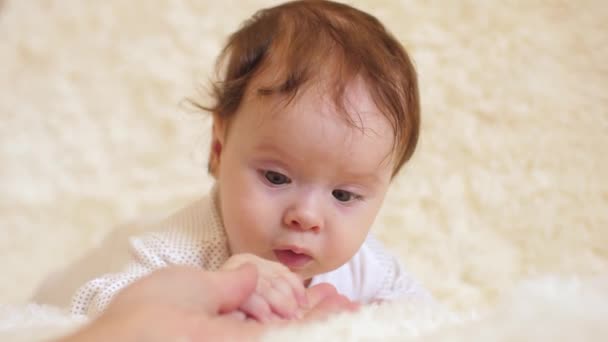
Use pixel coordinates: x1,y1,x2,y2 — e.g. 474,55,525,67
71,0,431,321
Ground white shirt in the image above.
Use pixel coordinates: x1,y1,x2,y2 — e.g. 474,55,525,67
71,187,432,316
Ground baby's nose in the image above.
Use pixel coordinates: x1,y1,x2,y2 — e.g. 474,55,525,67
283,203,323,232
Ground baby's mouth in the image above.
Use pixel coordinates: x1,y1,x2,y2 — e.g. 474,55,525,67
273,248,312,269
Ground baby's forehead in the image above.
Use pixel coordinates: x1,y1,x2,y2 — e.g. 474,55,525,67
241,91,396,172
247,65,386,123
242,81,393,151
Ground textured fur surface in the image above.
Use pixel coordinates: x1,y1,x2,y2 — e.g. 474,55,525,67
1,1,606,341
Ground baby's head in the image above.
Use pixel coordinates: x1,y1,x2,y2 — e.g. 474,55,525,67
198,0,419,280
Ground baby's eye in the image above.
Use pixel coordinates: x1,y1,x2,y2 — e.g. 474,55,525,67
264,170,291,185
332,189,359,203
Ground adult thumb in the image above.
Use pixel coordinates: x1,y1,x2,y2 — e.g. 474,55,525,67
211,263,258,314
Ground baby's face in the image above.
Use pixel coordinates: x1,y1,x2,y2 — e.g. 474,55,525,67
215,78,395,281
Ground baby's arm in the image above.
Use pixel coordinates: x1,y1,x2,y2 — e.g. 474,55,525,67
70,233,172,316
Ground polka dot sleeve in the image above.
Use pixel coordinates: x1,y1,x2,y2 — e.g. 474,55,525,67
70,185,231,316
70,256,156,316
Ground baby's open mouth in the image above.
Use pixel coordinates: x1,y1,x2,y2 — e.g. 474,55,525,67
273,249,312,269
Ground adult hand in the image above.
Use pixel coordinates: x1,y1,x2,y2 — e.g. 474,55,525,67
57,264,264,342
56,265,358,342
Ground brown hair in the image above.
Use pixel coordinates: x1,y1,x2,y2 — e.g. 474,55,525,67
193,0,420,177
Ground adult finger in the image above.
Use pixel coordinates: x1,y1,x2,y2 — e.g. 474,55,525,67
303,294,359,322
206,263,259,314
306,282,339,308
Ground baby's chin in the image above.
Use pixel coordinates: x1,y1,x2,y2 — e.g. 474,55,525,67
288,267,321,286
295,265,335,286
290,268,315,284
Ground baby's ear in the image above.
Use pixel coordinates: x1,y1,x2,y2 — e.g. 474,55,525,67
208,114,227,177
212,114,227,144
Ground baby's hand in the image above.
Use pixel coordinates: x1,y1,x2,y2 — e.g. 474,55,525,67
220,253,308,322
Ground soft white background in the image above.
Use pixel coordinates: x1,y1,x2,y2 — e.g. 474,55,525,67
1,1,607,337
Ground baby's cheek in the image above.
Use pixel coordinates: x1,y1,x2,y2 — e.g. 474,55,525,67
323,234,361,270
223,204,253,253
234,200,274,249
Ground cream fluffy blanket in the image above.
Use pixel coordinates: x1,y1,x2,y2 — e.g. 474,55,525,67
1,1,607,341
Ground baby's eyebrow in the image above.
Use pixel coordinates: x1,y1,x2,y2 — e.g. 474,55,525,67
251,143,298,163
252,143,387,186
252,143,288,156
340,169,383,187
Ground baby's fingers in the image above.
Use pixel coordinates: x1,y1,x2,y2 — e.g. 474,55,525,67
239,293,273,323
276,270,308,307
262,278,301,319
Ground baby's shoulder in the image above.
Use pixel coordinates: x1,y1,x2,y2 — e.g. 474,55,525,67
352,235,398,268
127,193,229,268
138,194,223,241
